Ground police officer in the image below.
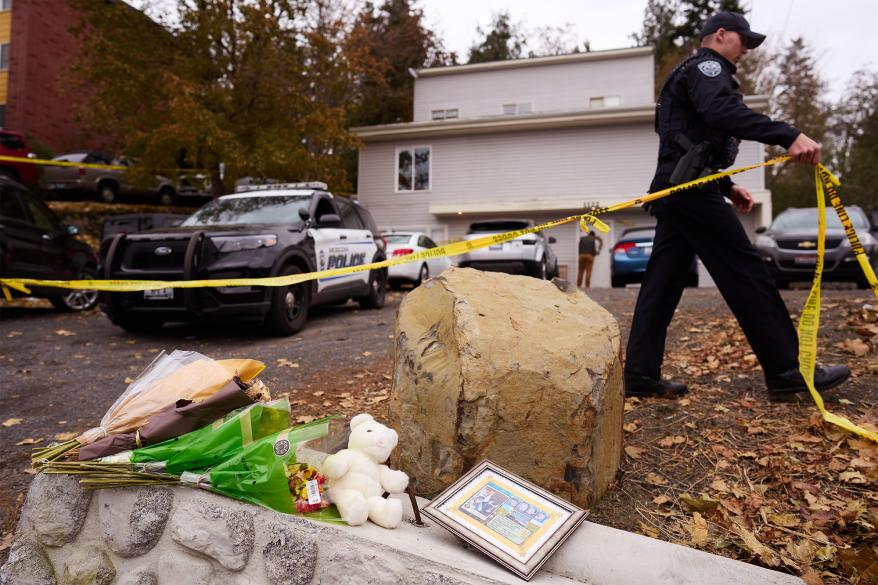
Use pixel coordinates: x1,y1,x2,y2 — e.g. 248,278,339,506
624,11,850,401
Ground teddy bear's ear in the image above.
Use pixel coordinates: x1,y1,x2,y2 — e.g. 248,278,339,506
350,413,374,430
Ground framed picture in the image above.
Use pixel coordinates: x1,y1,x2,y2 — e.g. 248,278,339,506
422,459,587,581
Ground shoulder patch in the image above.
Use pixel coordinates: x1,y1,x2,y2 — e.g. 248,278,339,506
697,60,723,78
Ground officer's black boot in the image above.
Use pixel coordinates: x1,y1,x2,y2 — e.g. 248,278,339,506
624,373,689,398
765,364,850,402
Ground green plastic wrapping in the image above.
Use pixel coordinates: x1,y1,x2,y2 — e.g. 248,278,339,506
101,399,290,474
182,418,333,515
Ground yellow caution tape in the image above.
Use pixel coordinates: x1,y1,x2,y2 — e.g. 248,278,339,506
795,166,878,443
0,155,208,174
0,156,792,296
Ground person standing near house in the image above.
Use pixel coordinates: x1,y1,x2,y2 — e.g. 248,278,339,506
624,11,850,401
577,232,602,288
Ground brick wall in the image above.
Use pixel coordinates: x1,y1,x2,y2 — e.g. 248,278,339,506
6,0,105,154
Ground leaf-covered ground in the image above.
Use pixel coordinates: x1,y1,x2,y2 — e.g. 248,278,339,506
285,291,877,585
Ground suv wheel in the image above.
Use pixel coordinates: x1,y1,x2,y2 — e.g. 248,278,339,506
265,265,311,336
417,263,429,286
358,268,387,309
611,275,626,288
97,182,117,203
158,187,177,206
49,267,99,312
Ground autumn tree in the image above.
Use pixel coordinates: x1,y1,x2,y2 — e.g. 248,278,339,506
347,0,450,127
467,12,526,64
70,0,361,195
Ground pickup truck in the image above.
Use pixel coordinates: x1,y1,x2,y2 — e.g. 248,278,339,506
0,130,39,188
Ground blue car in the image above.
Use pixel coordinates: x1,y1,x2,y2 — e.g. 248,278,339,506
611,226,698,288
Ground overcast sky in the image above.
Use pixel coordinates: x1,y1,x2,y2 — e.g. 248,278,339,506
131,0,876,99
420,0,876,99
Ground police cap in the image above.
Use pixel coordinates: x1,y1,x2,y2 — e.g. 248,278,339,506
699,12,766,49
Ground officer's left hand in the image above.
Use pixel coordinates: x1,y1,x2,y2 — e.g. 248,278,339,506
729,184,754,213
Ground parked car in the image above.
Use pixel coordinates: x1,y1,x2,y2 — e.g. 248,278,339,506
383,232,452,288
755,205,878,289
99,182,387,335
456,219,558,279
0,130,39,188
40,153,183,205
611,226,698,288
0,176,99,311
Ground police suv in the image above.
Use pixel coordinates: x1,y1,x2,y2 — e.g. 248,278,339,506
99,182,387,335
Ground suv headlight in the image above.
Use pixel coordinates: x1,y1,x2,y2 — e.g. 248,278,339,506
210,234,278,253
755,234,776,248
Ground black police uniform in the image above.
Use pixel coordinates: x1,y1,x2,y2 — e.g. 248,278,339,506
625,47,801,383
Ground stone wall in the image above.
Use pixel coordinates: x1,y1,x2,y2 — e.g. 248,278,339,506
1,468,804,585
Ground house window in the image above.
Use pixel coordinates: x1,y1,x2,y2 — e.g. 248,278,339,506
502,103,532,115
0,0,11,11
0,44,9,70
397,146,430,192
431,108,459,121
589,95,621,109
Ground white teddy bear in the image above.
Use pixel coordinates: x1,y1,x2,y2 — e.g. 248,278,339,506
322,413,410,528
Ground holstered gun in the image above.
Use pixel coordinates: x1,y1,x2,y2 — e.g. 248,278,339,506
669,134,712,185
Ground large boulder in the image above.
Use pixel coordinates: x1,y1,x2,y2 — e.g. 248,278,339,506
389,267,623,507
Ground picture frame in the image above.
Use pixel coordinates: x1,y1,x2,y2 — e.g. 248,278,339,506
422,459,587,581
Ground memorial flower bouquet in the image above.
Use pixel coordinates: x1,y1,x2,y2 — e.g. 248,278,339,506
78,419,342,522
32,350,265,467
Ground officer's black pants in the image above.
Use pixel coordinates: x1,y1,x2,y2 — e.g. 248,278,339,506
624,185,799,381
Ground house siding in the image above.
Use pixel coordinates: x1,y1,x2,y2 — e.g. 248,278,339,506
357,122,767,288
414,53,654,122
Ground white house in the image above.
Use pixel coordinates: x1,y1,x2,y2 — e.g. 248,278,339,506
353,47,773,287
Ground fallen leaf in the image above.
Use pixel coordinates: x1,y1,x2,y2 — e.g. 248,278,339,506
679,398,692,406
15,437,43,446
680,494,720,513
657,435,686,448
714,405,730,413
623,421,640,433
312,391,324,397
276,358,300,368
53,432,77,441
624,445,645,460
838,470,867,484
710,478,729,493
834,338,870,357
720,498,743,515
124,377,135,384
0,532,11,552
7,331,22,338
768,513,800,528
2,418,23,427
54,329,76,336
362,351,372,357
652,494,672,506
294,415,317,424
645,472,667,486
732,521,778,566
689,512,709,546
636,521,659,538
800,570,823,585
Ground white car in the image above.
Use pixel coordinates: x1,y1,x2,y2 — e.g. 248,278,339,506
456,219,558,279
384,232,451,288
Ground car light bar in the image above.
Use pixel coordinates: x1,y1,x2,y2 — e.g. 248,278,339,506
234,182,328,193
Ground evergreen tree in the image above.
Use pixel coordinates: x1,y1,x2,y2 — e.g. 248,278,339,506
765,38,830,213
467,12,526,64
832,69,878,212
